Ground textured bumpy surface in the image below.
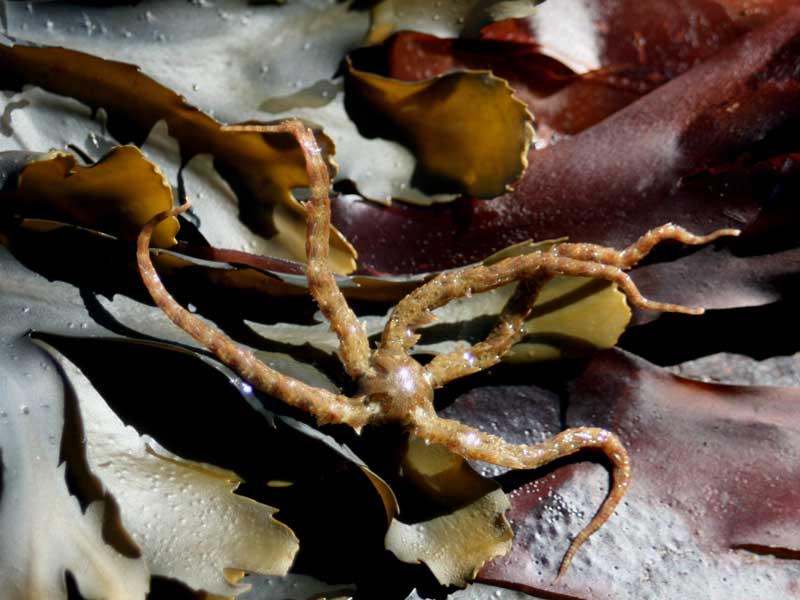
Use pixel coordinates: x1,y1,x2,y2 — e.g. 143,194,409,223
137,119,739,578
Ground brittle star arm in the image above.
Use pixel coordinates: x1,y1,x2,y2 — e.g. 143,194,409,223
137,204,376,430
425,275,550,387
404,225,741,388
412,414,630,580
381,251,704,384
551,224,740,268
222,120,372,379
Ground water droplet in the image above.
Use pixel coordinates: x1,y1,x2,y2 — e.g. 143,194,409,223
20,404,30,415
22,307,30,314
187,303,197,313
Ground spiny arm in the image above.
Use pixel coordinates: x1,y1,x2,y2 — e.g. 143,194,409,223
380,248,711,360
425,225,740,387
426,275,550,388
552,224,740,268
222,121,373,379
413,415,630,580
136,203,374,429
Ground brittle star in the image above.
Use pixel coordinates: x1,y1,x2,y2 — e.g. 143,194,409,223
137,119,739,580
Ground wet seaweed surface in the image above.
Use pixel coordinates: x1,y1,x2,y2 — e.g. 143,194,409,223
1,2,799,600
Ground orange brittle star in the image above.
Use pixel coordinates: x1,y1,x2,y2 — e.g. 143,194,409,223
137,119,739,580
